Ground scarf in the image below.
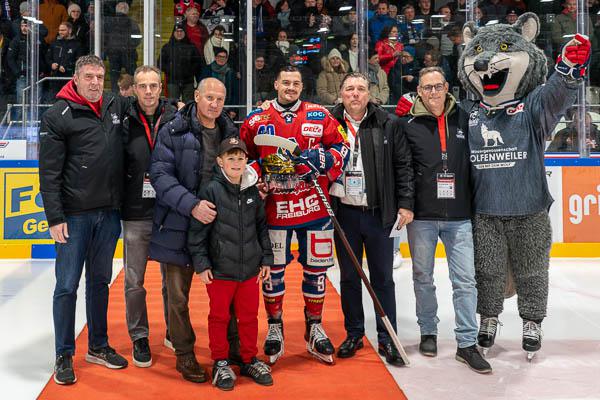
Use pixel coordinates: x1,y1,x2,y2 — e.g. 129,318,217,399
210,61,230,83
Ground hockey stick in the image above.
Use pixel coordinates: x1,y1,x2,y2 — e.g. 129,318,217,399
253,134,411,366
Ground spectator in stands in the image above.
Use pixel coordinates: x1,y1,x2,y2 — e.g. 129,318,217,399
399,4,423,47
552,0,593,51
204,25,229,66
160,21,202,102
547,111,600,152
341,33,359,72
46,21,82,99
474,5,487,26
10,2,50,42
422,49,453,84
201,47,237,104
174,0,202,18
389,4,398,19
184,7,209,57
104,2,141,93
252,0,276,40
503,8,520,24
369,0,396,48
291,0,321,38
416,0,433,25
202,0,233,17
254,54,274,103
275,0,291,29
317,48,348,104
388,47,419,104
40,0,67,44
482,0,506,23
67,3,89,54
315,0,332,31
375,25,404,75
332,8,357,51
502,0,527,12
367,49,389,105
367,0,379,19
0,27,10,115
267,29,291,70
8,18,47,113
445,25,463,90
118,73,135,97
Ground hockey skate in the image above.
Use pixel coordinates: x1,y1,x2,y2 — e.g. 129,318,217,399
522,320,542,361
477,316,501,356
305,318,335,365
264,318,284,364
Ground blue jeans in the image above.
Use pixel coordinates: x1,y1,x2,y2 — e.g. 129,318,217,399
406,219,478,348
53,210,121,356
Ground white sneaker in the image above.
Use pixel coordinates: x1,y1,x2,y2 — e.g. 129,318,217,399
393,252,403,269
164,337,175,352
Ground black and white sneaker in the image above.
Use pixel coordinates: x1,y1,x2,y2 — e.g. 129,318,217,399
240,357,273,386
132,337,152,368
54,354,77,385
212,359,236,391
86,346,128,369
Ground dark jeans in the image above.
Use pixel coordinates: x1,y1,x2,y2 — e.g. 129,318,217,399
53,209,121,356
335,204,397,345
164,264,239,357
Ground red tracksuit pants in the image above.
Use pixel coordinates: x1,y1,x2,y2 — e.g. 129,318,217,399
206,277,259,363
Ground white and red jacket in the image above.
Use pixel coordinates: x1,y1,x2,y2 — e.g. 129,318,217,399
240,100,350,228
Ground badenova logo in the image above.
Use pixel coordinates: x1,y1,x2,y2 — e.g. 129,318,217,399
2,171,51,239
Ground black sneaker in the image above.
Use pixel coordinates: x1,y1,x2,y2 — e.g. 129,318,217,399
241,357,273,386
212,359,236,391
456,345,492,374
54,354,76,385
132,337,152,368
419,335,437,357
86,345,128,369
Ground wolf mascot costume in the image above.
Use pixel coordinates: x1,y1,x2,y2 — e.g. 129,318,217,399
457,13,590,359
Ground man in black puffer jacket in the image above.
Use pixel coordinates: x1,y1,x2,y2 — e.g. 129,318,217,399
187,138,274,390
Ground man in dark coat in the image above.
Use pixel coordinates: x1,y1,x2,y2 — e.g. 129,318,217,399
148,77,237,383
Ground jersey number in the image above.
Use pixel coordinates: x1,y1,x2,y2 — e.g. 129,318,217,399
258,124,276,135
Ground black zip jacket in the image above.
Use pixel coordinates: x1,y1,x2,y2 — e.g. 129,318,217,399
39,92,131,226
400,94,472,220
46,37,82,76
187,166,274,280
331,102,414,229
159,31,202,85
121,98,178,221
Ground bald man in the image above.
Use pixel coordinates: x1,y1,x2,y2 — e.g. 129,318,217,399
149,78,239,383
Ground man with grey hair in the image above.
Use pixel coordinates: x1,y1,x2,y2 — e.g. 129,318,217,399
399,66,491,374
329,72,414,365
104,1,141,92
149,77,239,383
40,55,132,385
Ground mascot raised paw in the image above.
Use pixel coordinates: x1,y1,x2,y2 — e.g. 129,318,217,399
457,13,590,361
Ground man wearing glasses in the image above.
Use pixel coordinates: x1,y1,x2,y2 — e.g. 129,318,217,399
399,66,491,374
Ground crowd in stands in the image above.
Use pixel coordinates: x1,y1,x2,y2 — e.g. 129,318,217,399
1,0,600,118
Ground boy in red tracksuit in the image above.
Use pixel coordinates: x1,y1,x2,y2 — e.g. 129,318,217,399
187,137,273,391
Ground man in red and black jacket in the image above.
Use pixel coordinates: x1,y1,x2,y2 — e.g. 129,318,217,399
39,55,131,386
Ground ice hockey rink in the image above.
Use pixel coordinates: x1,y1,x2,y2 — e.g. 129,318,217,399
1,257,599,400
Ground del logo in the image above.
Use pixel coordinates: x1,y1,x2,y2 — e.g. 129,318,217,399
507,103,525,115
301,123,323,137
307,111,326,121
0,141,8,148
3,172,50,239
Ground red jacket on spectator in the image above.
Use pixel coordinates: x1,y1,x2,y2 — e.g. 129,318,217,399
174,0,202,17
375,39,403,75
185,22,209,56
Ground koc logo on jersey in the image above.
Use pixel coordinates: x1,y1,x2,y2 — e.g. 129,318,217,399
301,123,323,137
307,111,326,121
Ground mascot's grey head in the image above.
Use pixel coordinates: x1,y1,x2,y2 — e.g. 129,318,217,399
458,13,548,107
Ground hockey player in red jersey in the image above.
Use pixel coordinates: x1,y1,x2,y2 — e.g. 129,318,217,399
240,66,350,365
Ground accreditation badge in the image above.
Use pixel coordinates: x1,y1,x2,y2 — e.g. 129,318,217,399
436,173,456,199
345,170,365,196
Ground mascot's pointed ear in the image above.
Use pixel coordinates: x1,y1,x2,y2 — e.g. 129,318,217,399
514,12,540,42
463,22,478,46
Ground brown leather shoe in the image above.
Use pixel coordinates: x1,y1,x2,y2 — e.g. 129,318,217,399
176,353,206,383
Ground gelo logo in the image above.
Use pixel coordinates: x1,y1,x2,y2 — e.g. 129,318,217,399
562,167,600,242
2,171,50,240
301,123,323,137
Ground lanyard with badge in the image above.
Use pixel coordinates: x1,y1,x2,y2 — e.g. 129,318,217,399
139,112,162,199
436,115,455,199
344,118,365,196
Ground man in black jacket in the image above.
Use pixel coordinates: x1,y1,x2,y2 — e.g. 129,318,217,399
400,66,491,374
121,65,177,368
330,72,414,366
149,77,238,383
39,55,130,386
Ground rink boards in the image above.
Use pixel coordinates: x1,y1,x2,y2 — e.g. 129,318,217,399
0,159,598,258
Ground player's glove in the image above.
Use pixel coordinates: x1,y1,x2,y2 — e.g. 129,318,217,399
395,93,415,117
289,147,332,181
555,33,591,80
